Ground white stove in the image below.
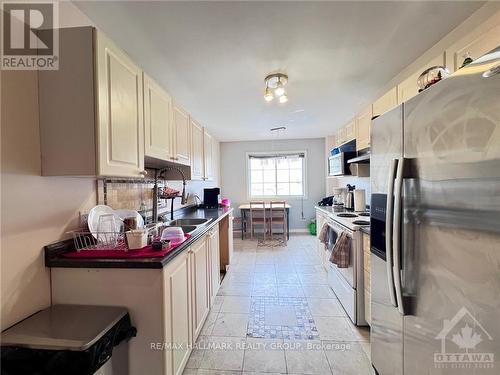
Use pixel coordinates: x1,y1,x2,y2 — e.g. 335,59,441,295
315,206,370,326
317,207,370,231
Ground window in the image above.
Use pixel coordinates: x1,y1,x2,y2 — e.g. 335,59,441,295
248,152,306,198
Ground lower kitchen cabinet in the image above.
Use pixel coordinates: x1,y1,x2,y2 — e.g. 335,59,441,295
190,237,210,340
163,251,192,375
50,220,230,375
208,226,221,304
315,209,329,269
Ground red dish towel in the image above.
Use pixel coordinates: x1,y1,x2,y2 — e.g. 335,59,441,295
63,234,191,259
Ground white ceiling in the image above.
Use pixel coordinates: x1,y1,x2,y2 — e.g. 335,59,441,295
74,1,482,141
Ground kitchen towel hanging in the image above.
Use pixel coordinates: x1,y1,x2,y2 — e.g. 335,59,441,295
330,232,351,268
319,222,329,244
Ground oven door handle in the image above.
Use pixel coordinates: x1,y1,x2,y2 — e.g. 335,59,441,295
393,157,405,315
386,158,398,308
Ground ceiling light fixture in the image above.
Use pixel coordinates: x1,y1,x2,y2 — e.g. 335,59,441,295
264,86,273,102
264,73,288,103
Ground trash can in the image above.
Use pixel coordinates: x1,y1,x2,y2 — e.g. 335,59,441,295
1,304,136,375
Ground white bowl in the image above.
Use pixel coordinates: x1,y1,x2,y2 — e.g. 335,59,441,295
160,227,185,243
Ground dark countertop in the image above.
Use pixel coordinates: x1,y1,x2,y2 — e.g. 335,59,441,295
45,206,233,269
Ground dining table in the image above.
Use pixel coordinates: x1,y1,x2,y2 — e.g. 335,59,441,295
238,203,291,240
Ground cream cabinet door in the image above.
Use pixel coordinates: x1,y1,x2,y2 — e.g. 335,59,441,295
397,53,445,104
144,73,173,161
163,251,192,375
372,87,398,117
190,238,210,341
208,226,221,304
191,119,204,180
336,127,346,146
356,106,373,151
173,104,191,165
315,211,326,260
203,130,214,181
96,31,145,177
345,120,356,142
447,23,500,72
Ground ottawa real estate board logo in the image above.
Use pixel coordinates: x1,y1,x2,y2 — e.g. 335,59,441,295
434,307,494,370
1,1,59,69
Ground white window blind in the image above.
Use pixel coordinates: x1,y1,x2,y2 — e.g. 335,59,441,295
248,152,306,198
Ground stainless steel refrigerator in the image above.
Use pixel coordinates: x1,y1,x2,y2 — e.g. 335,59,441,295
370,46,500,375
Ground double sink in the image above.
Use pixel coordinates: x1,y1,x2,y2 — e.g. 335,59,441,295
161,218,213,235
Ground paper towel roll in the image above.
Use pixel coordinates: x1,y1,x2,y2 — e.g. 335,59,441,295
354,189,366,212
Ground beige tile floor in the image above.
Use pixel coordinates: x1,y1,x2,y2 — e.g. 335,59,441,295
184,234,373,375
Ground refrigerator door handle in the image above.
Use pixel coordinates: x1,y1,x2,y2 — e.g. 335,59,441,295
386,158,398,307
393,157,405,315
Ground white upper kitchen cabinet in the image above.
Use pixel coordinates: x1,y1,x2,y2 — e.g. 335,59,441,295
143,73,174,162
344,120,356,143
356,106,373,151
96,31,145,177
372,87,398,118
190,119,205,180
447,22,500,73
173,104,192,166
397,53,446,104
38,26,146,178
203,130,214,181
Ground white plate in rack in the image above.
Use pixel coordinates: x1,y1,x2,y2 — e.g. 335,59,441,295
88,205,119,238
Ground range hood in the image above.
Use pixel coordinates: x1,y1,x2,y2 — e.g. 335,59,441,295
347,152,370,164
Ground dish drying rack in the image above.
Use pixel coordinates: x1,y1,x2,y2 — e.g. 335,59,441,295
70,230,128,252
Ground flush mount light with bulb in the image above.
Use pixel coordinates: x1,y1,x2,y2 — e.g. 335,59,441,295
264,73,288,103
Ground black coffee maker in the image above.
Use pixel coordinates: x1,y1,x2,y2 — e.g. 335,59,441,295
203,188,220,208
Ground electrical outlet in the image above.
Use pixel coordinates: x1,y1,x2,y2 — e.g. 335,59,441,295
79,212,89,228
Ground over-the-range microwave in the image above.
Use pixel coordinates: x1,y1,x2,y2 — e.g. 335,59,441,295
328,140,356,176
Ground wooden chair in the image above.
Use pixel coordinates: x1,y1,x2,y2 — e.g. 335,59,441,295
269,201,288,243
249,201,267,240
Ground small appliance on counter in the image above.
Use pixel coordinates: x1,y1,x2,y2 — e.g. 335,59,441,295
332,187,347,211
345,184,355,210
202,187,220,208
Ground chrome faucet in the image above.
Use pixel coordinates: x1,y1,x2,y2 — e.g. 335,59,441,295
158,166,187,205
154,166,188,221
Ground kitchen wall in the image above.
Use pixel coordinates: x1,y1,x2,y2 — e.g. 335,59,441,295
220,138,325,231
0,1,220,331
0,1,98,332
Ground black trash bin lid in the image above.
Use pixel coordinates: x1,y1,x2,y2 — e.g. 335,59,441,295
1,304,128,351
